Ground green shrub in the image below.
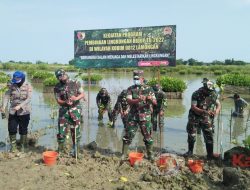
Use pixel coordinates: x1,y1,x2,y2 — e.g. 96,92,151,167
216,73,250,87
32,71,54,79
43,77,58,86
148,76,187,92
0,72,10,83
82,74,103,82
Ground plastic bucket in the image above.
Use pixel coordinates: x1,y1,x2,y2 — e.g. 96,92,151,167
156,155,171,167
129,152,144,166
43,151,58,166
188,159,204,173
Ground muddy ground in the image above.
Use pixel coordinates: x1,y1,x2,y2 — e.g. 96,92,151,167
0,140,249,190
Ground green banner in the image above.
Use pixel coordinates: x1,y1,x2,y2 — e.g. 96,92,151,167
74,25,176,68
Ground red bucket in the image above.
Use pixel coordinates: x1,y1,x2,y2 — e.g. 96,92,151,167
188,159,204,173
43,151,58,166
129,152,144,166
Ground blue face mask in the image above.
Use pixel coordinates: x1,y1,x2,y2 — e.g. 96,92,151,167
134,79,141,86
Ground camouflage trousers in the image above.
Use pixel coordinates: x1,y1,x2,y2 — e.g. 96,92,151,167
57,105,81,144
112,109,128,128
152,109,164,131
186,119,214,145
98,104,112,121
123,113,153,146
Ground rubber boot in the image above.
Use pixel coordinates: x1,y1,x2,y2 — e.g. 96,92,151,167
146,144,154,162
58,142,66,155
107,121,113,128
121,143,129,160
9,134,17,153
206,143,218,160
183,142,194,157
20,135,28,152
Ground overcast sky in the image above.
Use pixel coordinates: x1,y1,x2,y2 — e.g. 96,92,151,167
0,0,250,64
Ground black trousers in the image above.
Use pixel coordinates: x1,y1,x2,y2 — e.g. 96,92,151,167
8,113,30,135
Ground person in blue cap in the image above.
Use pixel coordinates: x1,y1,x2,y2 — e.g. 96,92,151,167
1,71,32,153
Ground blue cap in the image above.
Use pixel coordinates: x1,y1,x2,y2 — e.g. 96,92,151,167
11,71,25,84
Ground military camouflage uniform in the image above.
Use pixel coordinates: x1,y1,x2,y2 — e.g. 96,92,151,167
123,84,156,146
54,79,83,145
112,90,129,128
186,86,219,158
152,86,167,131
96,89,112,122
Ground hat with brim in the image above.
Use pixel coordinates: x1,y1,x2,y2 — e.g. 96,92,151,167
11,71,25,84
133,70,143,79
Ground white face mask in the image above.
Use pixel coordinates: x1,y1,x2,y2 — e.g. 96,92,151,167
134,80,141,86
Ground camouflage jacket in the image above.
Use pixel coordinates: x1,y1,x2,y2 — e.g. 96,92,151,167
54,79,83,108
153,89,167,112
96,93,111,107
127,84,156,115
3,82,32,115
114,92,129,112
188,87,219,121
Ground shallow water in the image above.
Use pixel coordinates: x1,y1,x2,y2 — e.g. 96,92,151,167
0,71,249,156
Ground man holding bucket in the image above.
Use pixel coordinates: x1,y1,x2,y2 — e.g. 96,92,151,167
184,78,221,160
54,69,85,158
122,70,157,161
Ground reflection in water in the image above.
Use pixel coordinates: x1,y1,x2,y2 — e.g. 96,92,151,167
232,117,245,140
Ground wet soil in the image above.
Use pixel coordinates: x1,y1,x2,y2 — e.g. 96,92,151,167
0,142,249,190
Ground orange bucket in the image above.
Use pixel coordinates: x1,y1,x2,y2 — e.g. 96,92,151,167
129,152,144,166
188,159,203,173
43,151,58,166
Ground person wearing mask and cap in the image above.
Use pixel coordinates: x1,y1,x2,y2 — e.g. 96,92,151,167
122,70,157,161
96,88,113,126
54,69,85,158
151,84,167,131
222,93,249,117
184,78,221,160
1,71,32,152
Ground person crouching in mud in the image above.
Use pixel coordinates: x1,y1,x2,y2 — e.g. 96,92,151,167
184,78,221,160
54,69,85,158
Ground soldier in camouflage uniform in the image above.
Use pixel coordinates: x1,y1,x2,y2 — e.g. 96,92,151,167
184,78,221,160
96,88,113,126
122,70,157,161
112,90,129,128
54,69,85,158
1,71,32,152
151,84,167,131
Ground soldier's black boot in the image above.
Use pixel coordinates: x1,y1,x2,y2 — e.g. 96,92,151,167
206,143,218,160
146,144,154,162
20,135,28,152
183,142,194,157
9,134,17,153
121,143,129,160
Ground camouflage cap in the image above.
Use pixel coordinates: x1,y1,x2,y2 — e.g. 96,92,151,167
201,78,209,83
133,70,144,79
55,69,66,78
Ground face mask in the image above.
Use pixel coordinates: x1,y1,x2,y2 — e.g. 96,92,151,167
134,80,141,86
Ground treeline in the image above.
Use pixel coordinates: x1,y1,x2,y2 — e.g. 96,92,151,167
1,58,249,66
176,58,249,66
